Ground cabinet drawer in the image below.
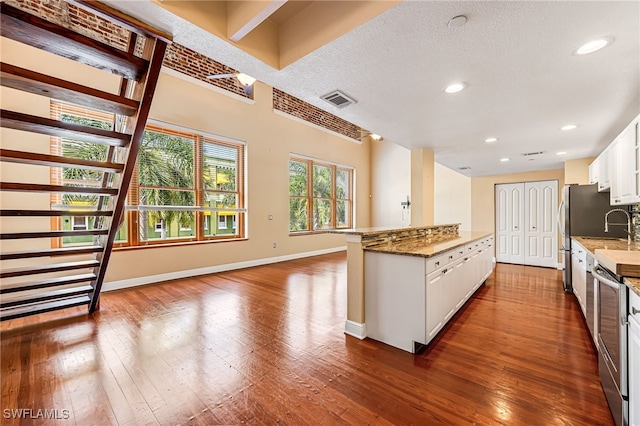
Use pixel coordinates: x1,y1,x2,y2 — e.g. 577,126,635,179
630,287,640,320
426,254,444,273
443,248,462,264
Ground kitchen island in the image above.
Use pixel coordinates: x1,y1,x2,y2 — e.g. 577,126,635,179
331,224,494,352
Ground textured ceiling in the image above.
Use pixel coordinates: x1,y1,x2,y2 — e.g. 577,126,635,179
104,0,640,177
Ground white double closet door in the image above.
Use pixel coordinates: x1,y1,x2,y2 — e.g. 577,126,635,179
495,180,558,268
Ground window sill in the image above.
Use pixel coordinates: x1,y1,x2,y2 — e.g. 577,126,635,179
114,237,248,251
289,229,349,237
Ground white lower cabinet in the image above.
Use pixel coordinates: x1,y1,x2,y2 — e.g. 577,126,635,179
365,235,495,353
629,290,640,426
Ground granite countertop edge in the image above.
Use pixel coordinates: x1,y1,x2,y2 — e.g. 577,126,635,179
364,231,493,258
572,236,640,296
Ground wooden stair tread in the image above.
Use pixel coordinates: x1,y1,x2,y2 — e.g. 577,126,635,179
0,260,100,278
1,229,108,240
1,273,96,294
0,295,91,321
1,3,148,81
0,285,94,308
1,182,118,195
0,245,103,260
0,149,124,173
1,63,139,116
0,210,113,217
1,109,131,147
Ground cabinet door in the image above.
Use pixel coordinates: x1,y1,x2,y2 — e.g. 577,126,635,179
426,271,444,341
524,181,558,268
629,316,640,426
633,120,640,203
495,183,524,264
611,125,635,205
598,148,611,192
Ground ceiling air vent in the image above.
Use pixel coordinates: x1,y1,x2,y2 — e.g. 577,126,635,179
522,151,544,156
321,90,357,109
458,166,471,170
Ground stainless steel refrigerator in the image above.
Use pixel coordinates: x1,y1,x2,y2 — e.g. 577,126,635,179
559,184,627,292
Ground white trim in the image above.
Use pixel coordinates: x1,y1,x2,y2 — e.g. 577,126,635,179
558,262,564,270
103,246,346,292
344,320,367,339
273,109,362,145
161,67,255,106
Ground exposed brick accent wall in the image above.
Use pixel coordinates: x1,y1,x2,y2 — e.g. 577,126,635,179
4,0,248,98
163,43,247,98
273,89,361,140
7,0,363,135
4,0,129,50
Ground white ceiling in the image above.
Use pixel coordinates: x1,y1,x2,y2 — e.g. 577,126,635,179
104,0,640,177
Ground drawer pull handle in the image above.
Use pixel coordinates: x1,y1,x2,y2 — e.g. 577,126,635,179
435,261,439,266
633,307,639,316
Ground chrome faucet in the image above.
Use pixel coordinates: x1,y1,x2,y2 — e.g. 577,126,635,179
604,208,632,245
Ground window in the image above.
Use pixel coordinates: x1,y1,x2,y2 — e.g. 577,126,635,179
218,215,227,230
72,216,88,231
51,102,246,247
289,156,354,232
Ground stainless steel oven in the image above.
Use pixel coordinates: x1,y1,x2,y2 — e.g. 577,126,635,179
594,261,628,426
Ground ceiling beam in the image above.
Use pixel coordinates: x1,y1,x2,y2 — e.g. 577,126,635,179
228,0,288,43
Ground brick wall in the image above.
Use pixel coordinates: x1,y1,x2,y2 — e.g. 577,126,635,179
6,0,364,138
273,89,361,140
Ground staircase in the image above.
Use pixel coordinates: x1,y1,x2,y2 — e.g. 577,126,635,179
0,1,172,321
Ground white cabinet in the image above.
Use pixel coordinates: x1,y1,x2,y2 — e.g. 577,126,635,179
570,240,587,316
590,113,640,204
364,234,495,352
610,122,636,205
629,289,640,426
596,147,612,192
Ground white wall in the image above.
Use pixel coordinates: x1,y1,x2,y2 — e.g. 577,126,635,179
434,163,472,231
370,139,412,227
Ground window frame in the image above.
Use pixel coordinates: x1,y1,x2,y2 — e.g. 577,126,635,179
288,155,354,234
50,102,247,248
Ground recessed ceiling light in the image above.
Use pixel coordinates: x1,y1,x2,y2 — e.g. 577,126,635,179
444,82,467,94
448,15,468,29
561,124,578,131
500,158,510,162
485,137,498,143
557,151,567,156
575,37,613,55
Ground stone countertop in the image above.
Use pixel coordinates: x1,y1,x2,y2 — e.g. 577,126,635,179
572,236,640,254
364,231,493,258
328,223,460,237
626,278,640,298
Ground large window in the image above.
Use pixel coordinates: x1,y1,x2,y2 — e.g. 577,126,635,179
289,156,353,232
51,102,246,247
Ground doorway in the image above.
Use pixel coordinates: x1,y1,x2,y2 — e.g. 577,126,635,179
495,180,558,268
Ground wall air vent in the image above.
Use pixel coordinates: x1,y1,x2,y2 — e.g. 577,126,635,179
458,166,471,170
522,151,545,156
321,90,357,109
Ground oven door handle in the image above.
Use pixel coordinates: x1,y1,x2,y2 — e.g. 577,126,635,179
593,267,620,290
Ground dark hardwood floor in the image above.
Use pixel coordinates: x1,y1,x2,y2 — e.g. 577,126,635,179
1,253,614,425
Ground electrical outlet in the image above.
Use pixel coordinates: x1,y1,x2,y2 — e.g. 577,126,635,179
273,242,277,248
268,215,273,220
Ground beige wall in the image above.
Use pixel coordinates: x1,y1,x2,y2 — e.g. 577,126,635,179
434,163,472,231
471,169,565,233
564,157,595,185
410,148,435,226
1,37,371,284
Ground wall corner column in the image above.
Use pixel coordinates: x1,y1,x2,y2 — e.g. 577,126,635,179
410,148,435,226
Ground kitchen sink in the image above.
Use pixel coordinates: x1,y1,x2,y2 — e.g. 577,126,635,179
578,236,626,241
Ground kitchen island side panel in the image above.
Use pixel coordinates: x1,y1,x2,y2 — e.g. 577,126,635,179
364,251,426,352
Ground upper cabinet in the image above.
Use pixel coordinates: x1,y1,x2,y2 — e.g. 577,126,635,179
590,114,640,205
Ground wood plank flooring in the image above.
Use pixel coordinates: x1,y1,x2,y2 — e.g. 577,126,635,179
1,253,614,425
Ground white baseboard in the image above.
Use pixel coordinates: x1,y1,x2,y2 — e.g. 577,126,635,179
344,320,367,340
557,263,564,270
103,246,346,292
